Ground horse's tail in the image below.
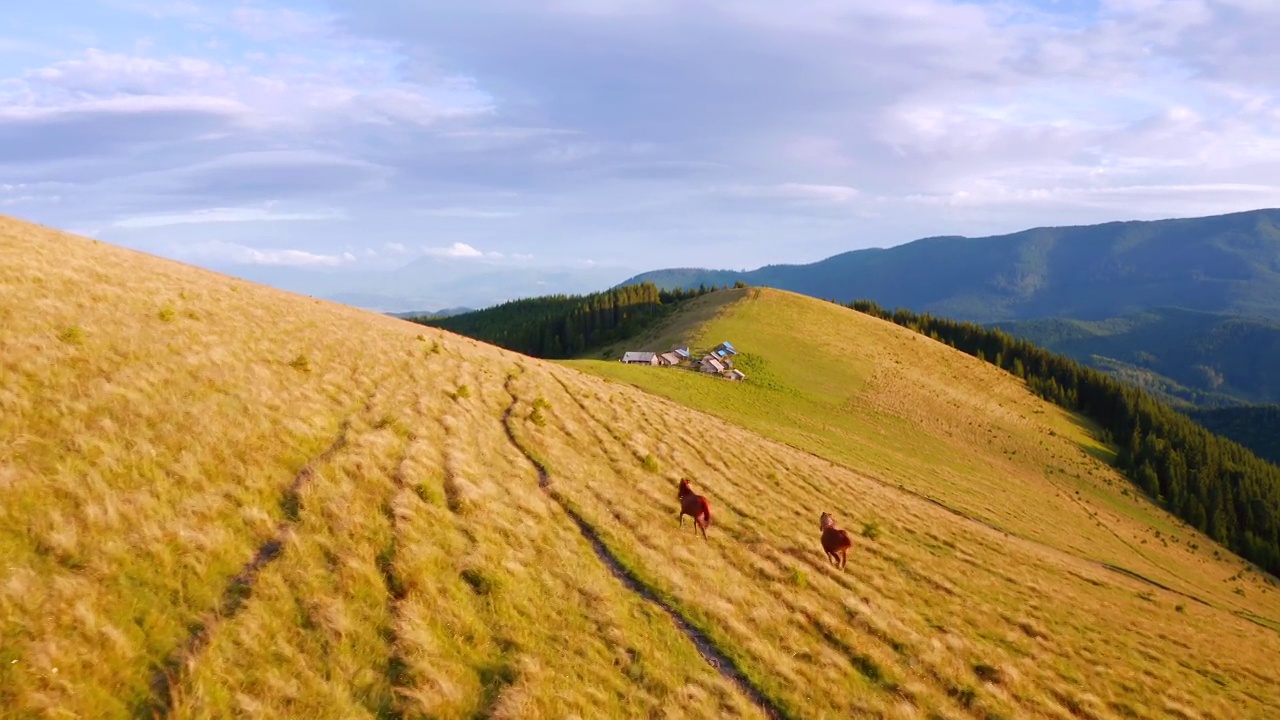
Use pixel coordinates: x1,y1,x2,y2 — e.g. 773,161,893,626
701,499,712,527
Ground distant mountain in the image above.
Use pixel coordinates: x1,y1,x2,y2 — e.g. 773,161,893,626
992,309,1280,407
624,209,1280,323
386,307,473,320
1186,405,1280,466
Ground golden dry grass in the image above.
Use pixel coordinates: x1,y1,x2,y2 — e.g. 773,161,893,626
3,217,1280,719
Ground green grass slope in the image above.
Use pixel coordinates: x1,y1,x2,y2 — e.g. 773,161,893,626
624,208,1280,323
569,289,1280,611
6,218,1280,719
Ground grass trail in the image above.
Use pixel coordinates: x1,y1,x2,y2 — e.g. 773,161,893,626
501,368,788,719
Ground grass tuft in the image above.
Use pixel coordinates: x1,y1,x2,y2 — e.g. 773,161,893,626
973,663,1003,684
461,568,502,596
288,353,312,373
57,325,85,345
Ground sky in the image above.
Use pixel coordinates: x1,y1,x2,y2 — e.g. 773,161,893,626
3,0,1280,279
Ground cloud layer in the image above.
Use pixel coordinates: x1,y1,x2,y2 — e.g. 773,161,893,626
3,0,1280,275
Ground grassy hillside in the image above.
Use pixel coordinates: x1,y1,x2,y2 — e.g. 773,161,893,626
5,217,1280,718
570,290,1280,609
624,208,1280,323
993,308,1280,407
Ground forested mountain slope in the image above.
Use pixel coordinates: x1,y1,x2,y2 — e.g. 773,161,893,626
993,308,1280,407
625,208,1280,323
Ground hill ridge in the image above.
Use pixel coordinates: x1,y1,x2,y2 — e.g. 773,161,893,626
623,207,1280,323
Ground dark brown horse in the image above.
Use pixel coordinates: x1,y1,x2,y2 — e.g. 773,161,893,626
677,479,712,540
819,512,852,568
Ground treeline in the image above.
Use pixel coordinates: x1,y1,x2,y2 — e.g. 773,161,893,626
414,282,723,358
848,299,1280,575
1186,406,1280,467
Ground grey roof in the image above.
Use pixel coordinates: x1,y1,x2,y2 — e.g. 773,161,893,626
622,351,656,362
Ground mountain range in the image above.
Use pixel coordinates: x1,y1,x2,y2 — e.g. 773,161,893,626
993,309,1280,407
624,208,1280,323
622,209,1280,411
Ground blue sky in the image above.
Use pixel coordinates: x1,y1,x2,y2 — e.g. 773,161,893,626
3,0,1279,277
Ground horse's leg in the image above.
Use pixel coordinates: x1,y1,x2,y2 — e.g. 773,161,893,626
840,549,848,569
699,516,708,540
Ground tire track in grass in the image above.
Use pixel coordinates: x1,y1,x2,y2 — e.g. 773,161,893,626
549,373,733,531
375,428,416,720
548,373,652,469
143,413,357,718
374,351,454,718
435,363,522,718
502,368,791,720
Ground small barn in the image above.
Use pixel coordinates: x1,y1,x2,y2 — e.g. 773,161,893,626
699,355,725,374
622,351,658,365
726,369,746,381
657,351,683,366
713,341,738,356
672,345,691,360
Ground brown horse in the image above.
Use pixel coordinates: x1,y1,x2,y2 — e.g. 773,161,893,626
819,512,852,568
677,479,712,540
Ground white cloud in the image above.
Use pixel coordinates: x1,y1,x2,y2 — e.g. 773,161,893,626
0,94,250,123
7,0,1280,276
174,239,357,266
246,247,353,267
112,206,343,229
424,242,486,258
5,47,492,133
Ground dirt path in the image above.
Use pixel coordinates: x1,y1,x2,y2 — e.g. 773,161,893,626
500,369,791,720
143,413,357,718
